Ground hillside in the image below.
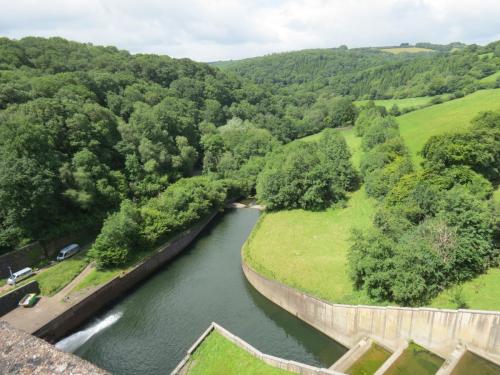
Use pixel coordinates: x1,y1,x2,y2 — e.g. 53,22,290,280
0,36,291,254
245,89,500,309
214,41,500,100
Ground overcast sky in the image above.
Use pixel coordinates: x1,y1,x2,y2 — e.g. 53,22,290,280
1,0,499,62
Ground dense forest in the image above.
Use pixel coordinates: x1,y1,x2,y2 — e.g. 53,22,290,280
215,42,500,100
0,36,498,292
0,37,283,255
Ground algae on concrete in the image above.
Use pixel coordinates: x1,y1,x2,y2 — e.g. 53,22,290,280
346,342,392,375
450,351,500,375
384,342,444,375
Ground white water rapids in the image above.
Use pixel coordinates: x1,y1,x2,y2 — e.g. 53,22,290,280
55,311,123,353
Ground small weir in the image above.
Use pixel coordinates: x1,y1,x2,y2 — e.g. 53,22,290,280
57,209,346,375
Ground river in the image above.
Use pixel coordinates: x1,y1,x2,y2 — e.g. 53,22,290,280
56,209,346,374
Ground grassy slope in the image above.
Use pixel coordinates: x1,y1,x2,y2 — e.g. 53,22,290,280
480,70,500,83
245,89,500,310
244,128,377,305
186,331,293,375
398,89,500,164
355,96,433,111
244,187,376,305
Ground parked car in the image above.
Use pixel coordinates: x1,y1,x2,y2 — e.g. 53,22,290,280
7,267,34,285
56,243,80,261
19,293,38,307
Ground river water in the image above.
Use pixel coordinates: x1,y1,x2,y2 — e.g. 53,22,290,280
57,209,346,374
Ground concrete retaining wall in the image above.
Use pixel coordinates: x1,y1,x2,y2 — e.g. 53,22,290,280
0,281,40,316
0,243,45,279
171,322,344,375
34,213,218,343
242,262,500,361
0,228,97,279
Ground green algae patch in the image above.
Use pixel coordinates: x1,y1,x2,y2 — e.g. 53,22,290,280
186,331,293,375
384,343,444,375
450,351,500,375
346,343,392,375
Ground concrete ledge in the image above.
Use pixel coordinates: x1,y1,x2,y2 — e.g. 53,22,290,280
171,322,346,375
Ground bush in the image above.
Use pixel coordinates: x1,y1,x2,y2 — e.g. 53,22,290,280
364,156,413,199
422,117,499,181
361,116,399,151
141,176,226,243
88,200,143,269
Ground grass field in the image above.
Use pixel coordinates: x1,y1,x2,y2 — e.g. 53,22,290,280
480,70,500,83
74,267,121,291
398,89,500,164
244,187,377,305
355,96,433,111
186,331,293,375
245,89,500,310
380,47,434,54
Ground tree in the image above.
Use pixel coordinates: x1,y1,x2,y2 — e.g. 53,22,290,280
88,200,143,269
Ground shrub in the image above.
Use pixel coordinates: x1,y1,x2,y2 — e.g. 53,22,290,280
88,200,143,269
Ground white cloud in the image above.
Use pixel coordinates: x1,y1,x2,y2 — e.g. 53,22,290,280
0,0,499,61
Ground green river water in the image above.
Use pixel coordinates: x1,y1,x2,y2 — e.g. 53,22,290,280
56,209,346,374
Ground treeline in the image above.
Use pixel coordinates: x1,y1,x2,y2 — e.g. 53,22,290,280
0,36,327,254
349,107,499,306
216,41,500,100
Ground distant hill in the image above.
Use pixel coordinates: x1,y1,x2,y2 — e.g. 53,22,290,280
213,41,500,100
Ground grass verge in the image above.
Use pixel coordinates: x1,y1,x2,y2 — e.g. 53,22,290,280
74,268,121,291
186,331,293,375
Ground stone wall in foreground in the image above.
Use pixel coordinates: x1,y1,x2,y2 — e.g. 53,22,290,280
242,261,500,361
0,321,109,375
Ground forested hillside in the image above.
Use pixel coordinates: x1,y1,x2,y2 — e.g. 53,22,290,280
215,42,500,100
0,37,293,254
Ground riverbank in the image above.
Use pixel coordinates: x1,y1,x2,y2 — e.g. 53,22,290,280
241,257,500,362
1,212,219,342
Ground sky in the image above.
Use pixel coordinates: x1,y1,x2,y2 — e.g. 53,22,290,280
1,0,499,62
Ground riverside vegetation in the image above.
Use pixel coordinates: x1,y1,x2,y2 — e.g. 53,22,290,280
0,36,499,309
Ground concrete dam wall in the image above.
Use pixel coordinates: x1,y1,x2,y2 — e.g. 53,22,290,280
242,262,500,361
